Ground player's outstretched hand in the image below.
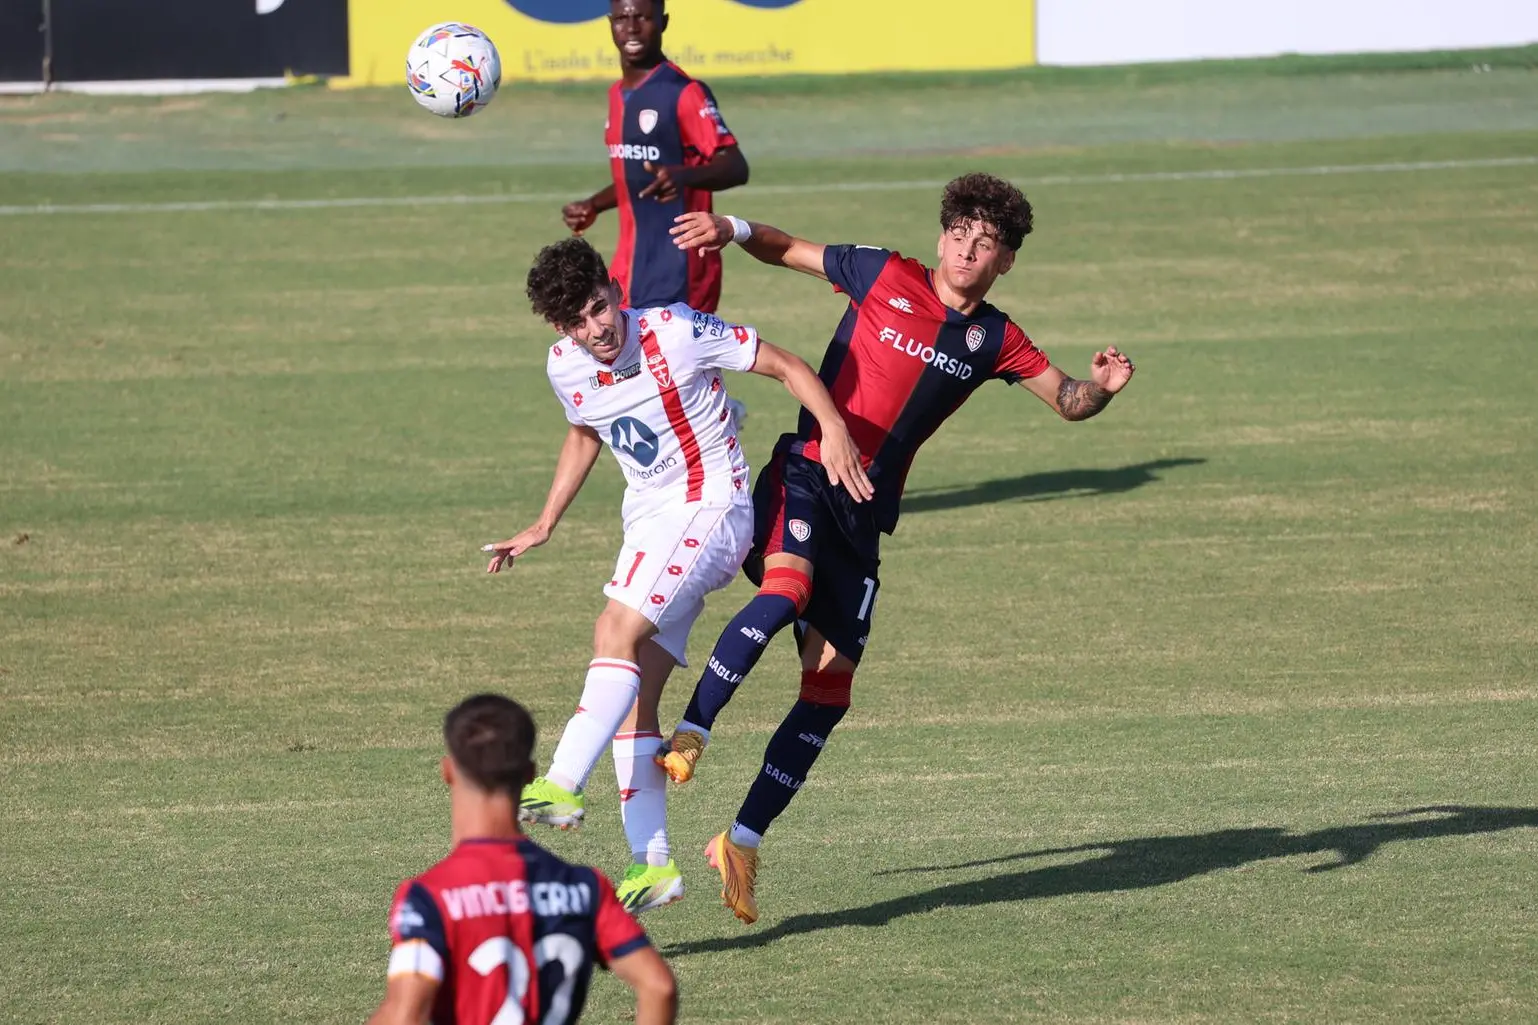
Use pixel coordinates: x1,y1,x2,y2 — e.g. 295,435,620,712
818,427,875,503
670,211,733,253
562,200,598,235
639,161,687,203
1090,346,1136,393
483,524,552,573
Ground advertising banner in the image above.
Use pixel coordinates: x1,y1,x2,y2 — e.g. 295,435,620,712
0,1,43,83
49,0,349,82
345,0,1034,85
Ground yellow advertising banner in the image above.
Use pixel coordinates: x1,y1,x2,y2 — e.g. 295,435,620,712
344,0,1035,86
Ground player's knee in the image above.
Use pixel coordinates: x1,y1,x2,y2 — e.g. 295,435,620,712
759,566,812,616
593,601,650,661
799,669,853,709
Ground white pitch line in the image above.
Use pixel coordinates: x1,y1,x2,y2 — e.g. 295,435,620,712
1,155,1533,217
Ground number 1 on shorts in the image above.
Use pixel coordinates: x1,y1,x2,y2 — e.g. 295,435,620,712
857,576,876,621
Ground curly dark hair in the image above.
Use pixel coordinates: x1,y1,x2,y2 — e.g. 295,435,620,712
939,173,1033,251
526,237,613,328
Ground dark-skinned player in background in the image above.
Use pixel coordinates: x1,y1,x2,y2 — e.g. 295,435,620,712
658,173,1138,924
561,0,749,314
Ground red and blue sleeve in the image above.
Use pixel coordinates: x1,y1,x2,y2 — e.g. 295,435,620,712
822,245,894,304
677,80,737,160
592,872,651,965
995,321,1050,384
387,880,450,981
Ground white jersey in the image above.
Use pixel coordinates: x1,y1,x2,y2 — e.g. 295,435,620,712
547,304,758,531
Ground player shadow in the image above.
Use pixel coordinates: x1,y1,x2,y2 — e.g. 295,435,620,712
900,457,1206,514
662,806,1538,957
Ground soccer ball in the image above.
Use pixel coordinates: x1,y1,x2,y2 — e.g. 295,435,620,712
405,23,502,119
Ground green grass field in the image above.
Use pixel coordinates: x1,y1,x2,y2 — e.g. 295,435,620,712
3,54,1537,1024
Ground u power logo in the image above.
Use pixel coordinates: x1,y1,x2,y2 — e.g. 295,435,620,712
506,0,803,24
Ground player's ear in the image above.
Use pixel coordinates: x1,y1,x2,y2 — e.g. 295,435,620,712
998,249,1016,276
936,233,945,262
440,756,455,787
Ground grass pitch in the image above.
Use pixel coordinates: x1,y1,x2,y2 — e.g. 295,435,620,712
2,56,1537,1024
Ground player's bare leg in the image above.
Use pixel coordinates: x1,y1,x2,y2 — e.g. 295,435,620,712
614,641,686,912
708,626,854,925
522,601,657,830
660,551,814,784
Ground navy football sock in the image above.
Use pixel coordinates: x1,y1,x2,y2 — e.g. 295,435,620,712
681,592,798,730
733,698,847,837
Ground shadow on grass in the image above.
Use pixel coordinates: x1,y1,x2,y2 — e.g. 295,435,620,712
664,806,1537,956
901,457,1206,515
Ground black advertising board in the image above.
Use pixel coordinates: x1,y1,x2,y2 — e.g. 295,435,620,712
0,2,44,83
49,0,348,82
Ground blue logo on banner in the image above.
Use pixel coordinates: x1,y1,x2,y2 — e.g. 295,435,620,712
506,0,804,24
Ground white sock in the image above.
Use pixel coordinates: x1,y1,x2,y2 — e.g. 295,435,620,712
613,732,670,866
546,658,641,793
729,821,762,848
675,719,712,744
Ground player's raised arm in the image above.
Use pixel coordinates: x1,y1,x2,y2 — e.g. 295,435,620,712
484,423,604,572
670,212,828,280
1019,347,1137,421
749,341,874,502
639,145,749,203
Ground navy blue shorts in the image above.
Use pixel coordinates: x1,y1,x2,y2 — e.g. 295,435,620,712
746,437,881,665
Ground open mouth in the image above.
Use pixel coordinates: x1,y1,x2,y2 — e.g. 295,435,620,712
621,40,647,56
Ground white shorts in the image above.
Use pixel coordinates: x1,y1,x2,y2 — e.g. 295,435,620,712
604,501,753,667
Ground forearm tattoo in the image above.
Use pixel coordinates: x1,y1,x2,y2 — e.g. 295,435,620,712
1057,377,1114,421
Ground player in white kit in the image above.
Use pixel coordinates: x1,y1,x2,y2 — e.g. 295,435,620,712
483,237,870,912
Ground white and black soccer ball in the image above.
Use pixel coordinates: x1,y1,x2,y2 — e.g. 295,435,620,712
405,23,502,119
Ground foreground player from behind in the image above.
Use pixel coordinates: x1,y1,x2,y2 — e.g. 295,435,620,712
482,238,868,913
663,173,1137,923
365,693,676,1025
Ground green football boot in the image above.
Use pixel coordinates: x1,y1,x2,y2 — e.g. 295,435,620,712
616,860,685,913
517,777,585,830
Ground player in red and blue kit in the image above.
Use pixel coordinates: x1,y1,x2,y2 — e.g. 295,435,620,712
561,0,749,313
658,174,1139,924
365,694,676,1025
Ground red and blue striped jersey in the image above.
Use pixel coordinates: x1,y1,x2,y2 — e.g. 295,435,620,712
605,62,737,313
795,245,1051,535
385,837,649,1025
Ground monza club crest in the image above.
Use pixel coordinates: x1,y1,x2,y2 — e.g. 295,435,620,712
965,325,986,352
646,350,673,389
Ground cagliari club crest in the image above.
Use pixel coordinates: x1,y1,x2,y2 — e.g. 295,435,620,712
638,109,658,135
966,325,986,352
